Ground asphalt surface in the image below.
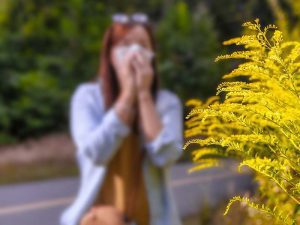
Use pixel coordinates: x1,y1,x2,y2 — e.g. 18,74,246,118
0,162,254,225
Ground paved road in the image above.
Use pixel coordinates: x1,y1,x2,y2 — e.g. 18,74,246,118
0,162,254,225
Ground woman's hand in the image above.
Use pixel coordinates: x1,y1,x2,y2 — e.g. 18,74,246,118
113,48,137,104
131,51,162,141
112,48,138,126
131,51,154,96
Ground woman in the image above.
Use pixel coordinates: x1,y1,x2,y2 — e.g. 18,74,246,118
60,13,183,225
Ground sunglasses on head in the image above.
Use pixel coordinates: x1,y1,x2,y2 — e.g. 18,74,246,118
112,13,149,24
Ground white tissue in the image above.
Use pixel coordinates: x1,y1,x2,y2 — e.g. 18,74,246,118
115,44,154,63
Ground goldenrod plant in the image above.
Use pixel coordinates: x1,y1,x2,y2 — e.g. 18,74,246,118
184,19,300,225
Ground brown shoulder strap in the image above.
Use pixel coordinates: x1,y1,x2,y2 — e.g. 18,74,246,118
125,139,146,221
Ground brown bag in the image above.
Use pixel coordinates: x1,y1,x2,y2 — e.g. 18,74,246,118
80,205,127,225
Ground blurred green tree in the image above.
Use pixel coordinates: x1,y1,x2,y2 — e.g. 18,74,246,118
267,0,300,40
0,0,110,142
207,0,274,39
157,1,225,101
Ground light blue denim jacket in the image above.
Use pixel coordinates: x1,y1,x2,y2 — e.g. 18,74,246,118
60,81,183,225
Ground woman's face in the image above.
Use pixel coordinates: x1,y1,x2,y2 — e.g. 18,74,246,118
111,25,153,70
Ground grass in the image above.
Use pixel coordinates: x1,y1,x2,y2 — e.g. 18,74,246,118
0,161,78,185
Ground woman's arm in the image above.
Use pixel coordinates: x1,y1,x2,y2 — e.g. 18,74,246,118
138,91,162,142
139,91,183,168
132,51,183,168
70,85,132,165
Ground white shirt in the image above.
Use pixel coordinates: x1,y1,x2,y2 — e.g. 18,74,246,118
60,80,183,225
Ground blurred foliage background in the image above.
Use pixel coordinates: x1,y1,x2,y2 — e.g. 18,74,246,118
0,0,298,143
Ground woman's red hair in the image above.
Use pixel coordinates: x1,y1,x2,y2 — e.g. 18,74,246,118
98,22,159,110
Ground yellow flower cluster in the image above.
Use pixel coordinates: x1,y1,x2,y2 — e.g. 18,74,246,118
185,19,300,225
